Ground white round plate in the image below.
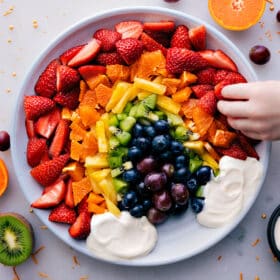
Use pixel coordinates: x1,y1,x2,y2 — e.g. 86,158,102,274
12,6,271,266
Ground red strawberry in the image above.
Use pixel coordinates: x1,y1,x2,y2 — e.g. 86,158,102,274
69,211,91,239
31,179,67,208
170,25,191,49
116,38,143,65
77,195,89,214
48,202,77,224
199,50,238,72
49,119,70,158
78,65,106,81
140,32,167,56
95,52,125,65
65,179,75,208
25,119,36,138
143,21,175,32
34,59,61,98
24,96,55,120
115,20,143,39
198,90,217,115
68,38,101,67
35,107,61,139
191,84,214,98
30,154,69,186
93,29,121,52
53,86,80,110
166,47,209,74
216,143,247,160
237,132,259,160
144,30,171,48
189,25,207,50
26,137,48,167
59,45,84,65
214,80,230,100
213,69,230,85
196,68,216,85
56,65,80,92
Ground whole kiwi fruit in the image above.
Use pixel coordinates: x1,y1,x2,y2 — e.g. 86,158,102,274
0,212,34,266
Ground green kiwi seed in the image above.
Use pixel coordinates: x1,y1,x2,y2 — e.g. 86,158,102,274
0,212,34,266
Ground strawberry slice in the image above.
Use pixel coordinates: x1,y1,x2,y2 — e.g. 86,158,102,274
77,195,89,214
196,68,217,85
59,45,84,65
93,29,121,52
198,90,217,115
67,38,101,67
189,25,207,50
31,179,67,208
78,65,106,81
95,52,125,65
144,30,171,48
49,119,70,158
166,47,209,74
24,96,56,120
170,25,191,49
143,21,175,32
213,69,231,85
25,119,36,138
236,132,259,160
69,211,91,239
65,179,75,208
53,87,80,110
199,50,238,72
30,154,69,186
26,137,48,167
48,202,77,224
34,59,61,98
140,32,167,56
191,84,214,98
116,38,143,65
56,65,80,92
115,20,143,39
216,143,247,160
35,107,61,139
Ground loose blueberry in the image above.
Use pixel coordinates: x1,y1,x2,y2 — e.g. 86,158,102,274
154,120,170,134
130,204,144,218
134,137,150,152
186,176,199,193
174,167,191,183
175,155,188,169
195,166,212,185
144,125,156,138
152,135,170,153
191,198,204,214
122,190,139,209
132,123,144,137
159,150,173,162
171,203,189,215
170,140,184,156
127,146,142,162
122,169,141,184
135,181,151,198
142,199,152,211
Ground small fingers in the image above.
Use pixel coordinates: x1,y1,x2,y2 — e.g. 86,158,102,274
217,100,250,118
221,83,251,100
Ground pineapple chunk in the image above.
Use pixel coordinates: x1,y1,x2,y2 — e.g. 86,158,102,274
95,120,108,153
98,178,117,204
137,91,151,100
183,141,205,155
85,153,109,169
61,107,73,120
201,152,219,172
89,168,111,183
156,95,181,114
104,197,121,217
112,86,135,114
134,77,166,95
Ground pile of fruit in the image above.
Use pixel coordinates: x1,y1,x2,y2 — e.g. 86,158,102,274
23,19,259,240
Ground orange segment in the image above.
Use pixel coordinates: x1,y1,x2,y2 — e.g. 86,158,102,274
72,177,93,206
95,83,113,108
0,158,8,196
192,107,214,137
208,0,266,31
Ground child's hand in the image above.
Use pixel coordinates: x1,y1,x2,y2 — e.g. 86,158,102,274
217,81,280,140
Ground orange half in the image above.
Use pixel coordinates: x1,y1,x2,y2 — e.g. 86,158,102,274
0,158,8,196
208,0,266,31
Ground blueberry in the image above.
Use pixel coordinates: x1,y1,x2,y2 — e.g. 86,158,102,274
195,166,212,185
144,125,156,138
152,135,170,153
135,181,151,198
172,203,189,215
170,140,184,156
174,167,191,183
191,198,204,213
122,169,141,184
132,123,144,137
142,199,152,211
128,146,142,162
186,176,198,193
154,120,170,134
175,155,188,169
122,190,138,209
130,204,144,218
134,137,150,152
159,150,173,162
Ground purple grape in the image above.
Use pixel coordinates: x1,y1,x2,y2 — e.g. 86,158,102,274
164,0,180,2
153,190,172,212
0,131,10,151
161,163,175,178
136,157,157,174
170,183,189,206
277,10,280,22
147,207,168,224
249,45,270,65
144,172,167,192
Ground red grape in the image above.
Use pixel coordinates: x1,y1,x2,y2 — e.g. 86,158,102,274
147,207,168,224
153,190,172,212
277,10,280,22
0,131,10,151
249,45,270,65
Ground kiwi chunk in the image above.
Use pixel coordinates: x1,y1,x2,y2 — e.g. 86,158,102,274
0,212,34,266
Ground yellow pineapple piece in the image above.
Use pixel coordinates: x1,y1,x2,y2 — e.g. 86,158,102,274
183,141,205,155
89,168,111,183
201,152,219,172
61,107,73,120
85,153,109,169
112,86,136,114
137,91,151,100
156,95,181,114
95,120,108,153
98,178,117,204
134,77,166,95
104,197,121,217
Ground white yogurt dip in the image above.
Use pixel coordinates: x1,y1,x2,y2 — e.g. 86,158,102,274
86,211,157,260
274,217,280,251
197,156,263,228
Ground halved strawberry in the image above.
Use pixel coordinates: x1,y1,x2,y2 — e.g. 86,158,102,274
53,87,80,110
216,143,247,160
35,107,61,139
34,59,61,98
191,84,214,98
24,96,56,121
196,68,216,85
115,20,143,39
189,25,207,50
170,25,191,49
166,47,209,74
69,211,91,239
30,154,69,186
31,179,67,208
68,38,101,67
95,52,125,65
116,38,143,65
65,179,75,208
93,29,121,52
199,50,238,72
144,30,171,48
26,137,48,167
236,132,259,160
198,90,217,115
25,119,36,138
49,119,70,158
143,21,175,32
78,65,106,81
140,32,167,56
213,69,231,85
56,65,80,92
48,202,77,224
77,195,89,214
59,45,84,65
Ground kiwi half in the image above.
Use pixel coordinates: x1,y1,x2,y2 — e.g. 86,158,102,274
0,212,34,266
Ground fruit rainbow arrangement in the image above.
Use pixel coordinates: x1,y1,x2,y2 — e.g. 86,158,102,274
23,19,260,243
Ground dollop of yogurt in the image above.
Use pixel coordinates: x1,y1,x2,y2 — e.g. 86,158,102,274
274,217,280,251
86,211,157,260
197,156,263,228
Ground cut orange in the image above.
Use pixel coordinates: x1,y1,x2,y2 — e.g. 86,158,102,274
208,0,266,31
0,158,8,196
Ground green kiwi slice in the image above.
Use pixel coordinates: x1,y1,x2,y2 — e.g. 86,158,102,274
0,212,34,266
